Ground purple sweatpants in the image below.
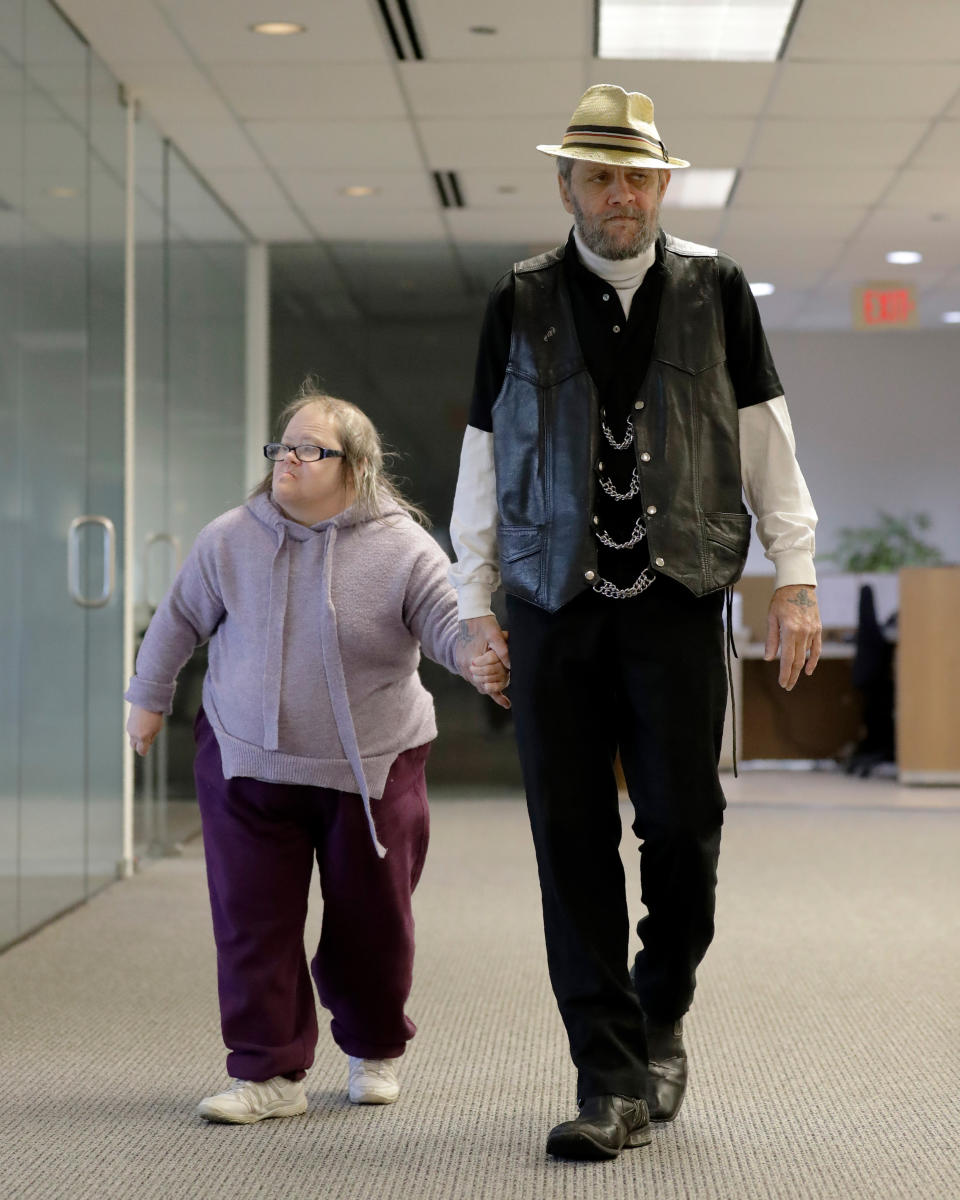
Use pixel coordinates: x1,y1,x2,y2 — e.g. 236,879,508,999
193,708,431,1082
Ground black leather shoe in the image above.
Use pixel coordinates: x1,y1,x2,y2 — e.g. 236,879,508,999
546,1095,651,1161
645,1017,688,1122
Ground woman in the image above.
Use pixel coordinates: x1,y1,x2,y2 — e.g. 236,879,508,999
126,387,507,1124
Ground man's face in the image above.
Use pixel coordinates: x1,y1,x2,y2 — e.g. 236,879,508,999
559,160,671,260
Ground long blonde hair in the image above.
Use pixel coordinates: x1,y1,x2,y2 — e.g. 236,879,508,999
251,382,429,526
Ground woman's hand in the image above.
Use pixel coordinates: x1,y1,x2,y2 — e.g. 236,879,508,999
126,705,164,756
469,643,512,710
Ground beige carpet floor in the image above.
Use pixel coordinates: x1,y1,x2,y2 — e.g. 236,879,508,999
1,776,958,1200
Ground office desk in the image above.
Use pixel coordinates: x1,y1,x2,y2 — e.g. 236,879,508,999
725,641,860,765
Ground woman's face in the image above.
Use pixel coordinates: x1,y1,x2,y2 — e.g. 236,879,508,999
271,404,354,524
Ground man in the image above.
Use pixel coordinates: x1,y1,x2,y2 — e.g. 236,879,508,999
450,84,821,1161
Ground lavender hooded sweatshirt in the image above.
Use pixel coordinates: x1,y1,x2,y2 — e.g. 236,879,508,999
125,492,462,856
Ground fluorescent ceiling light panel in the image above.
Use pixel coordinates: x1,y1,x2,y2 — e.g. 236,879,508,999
750,281,775,296
598,0,801,62
942,311,960,324
661,168,736,208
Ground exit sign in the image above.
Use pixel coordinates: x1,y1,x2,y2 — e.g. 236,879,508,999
853,282,918,330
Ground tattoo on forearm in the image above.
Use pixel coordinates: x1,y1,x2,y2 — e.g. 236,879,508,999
458,621,472,644
788,588,815,609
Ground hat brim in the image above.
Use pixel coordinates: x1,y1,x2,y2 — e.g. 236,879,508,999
536,144,690,170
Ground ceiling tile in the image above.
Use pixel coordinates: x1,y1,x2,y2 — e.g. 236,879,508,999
208,63,406,121
659,119,755,168
201,168,291,210
457,169,560,210
734,168,895,207
246,120,424,170
302,208,448,242
770,63,959,119
399,61,581,117
159,119,263,169
445,207,572,244
722,205,868,239
658,210,725,246
788,0,960,62
883,169,960,210
751,119,928,168
158,0,388,64
594,61,776,117
52,0,189,64
107,61,231,121
419,118,569,170
912,121,960,169
281,169,437,210
416,0,590,59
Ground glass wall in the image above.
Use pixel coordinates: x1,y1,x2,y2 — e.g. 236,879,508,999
0,0,251,948
0,0,126,944
132,123,248,859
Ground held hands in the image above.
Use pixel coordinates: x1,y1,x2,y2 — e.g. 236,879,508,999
764,584,823,691
127,704,164,756
457,615,512,710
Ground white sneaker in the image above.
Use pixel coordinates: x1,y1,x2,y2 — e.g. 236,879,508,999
197,1076,308,1124
347,1056,400,1105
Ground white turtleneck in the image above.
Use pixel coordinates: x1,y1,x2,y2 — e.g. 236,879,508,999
573,228,655,319
449,236,818,618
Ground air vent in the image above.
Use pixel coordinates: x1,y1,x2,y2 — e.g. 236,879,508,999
375,0,424,60
433,171,465,209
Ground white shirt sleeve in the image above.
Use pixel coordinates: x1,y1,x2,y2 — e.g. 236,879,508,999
739,396,818,589
448,425,501,619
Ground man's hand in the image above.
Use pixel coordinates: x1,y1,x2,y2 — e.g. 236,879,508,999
456,615,512,709
764,584,822,691
127,704,164,756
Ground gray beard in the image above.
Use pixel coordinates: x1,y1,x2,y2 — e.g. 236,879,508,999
573,199,659,261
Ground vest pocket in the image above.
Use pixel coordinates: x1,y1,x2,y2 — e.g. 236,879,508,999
703,512,752,589
498,525,543,603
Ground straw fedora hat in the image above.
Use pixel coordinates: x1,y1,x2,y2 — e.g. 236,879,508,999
537,83,690,170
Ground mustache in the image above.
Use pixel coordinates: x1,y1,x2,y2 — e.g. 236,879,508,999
602,209,648,222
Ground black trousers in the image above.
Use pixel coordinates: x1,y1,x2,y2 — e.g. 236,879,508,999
506,577,728,1101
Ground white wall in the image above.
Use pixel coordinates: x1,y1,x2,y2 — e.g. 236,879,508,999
746,329,960,576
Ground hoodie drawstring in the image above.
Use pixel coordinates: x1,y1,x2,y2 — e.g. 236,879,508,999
261,527,291,751
318,526,388,858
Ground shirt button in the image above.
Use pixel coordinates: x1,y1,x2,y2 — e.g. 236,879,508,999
602,293,610,301
597,461,604,472
640,452,651,462
612,324,621,333
655,556,665,567
646,505,657,515
592,515,599,526
635,400,645,410
585,570,596,581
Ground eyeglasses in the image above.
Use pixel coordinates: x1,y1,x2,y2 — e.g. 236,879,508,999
263,443,345,463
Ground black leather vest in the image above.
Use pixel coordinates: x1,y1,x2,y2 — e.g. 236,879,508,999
491,234,751,612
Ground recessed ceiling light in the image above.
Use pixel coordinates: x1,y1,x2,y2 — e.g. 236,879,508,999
249,21,306,36
597,0,801,62
661,168,736,209
942,311,960,324
886,250,922,264
48,186,77,198
469,25,497,34
341,185,378,198
750,282,775,297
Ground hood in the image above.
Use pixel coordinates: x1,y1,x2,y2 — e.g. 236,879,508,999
246,491,405,542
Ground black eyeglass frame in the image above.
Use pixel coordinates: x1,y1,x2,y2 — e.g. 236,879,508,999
263,443,346,463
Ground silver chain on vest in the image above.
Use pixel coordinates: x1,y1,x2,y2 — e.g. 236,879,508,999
600,410,635,451
592,566,657,600
593,412,655,599
595,514,647,551
598,466,641,502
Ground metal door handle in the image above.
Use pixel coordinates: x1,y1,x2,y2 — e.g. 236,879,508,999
68,515,116,608
143,532,183,607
